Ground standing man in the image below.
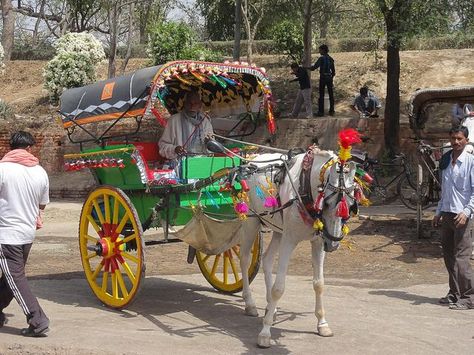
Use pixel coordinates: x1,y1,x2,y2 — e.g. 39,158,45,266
0,131,50,336
432,126,474,310
306,44,336,117
289,62,312,119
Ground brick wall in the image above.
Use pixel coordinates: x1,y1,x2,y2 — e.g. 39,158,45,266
0,116,425,199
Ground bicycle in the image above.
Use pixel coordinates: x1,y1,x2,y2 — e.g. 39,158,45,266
357,152,419,209
414,139,444,208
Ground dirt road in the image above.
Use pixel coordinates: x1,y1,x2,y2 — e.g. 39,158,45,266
0,200,473,354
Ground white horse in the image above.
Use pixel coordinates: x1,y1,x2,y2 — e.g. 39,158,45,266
237,147,358,348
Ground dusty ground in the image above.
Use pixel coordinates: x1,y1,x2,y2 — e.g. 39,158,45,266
30,200,447,290
0,201,472,355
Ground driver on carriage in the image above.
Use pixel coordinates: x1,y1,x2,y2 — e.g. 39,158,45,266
158,90,214,161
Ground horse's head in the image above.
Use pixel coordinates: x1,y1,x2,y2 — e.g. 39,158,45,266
314,155,357,252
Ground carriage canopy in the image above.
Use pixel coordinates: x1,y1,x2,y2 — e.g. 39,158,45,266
59,60,276,133
409,85,474,130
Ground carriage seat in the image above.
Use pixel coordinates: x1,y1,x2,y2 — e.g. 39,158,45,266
131,142,178,184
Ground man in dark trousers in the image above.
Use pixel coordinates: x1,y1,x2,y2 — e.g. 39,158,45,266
432,126,474,310
0,131,50,336
289,62,312,118
306,44,336,116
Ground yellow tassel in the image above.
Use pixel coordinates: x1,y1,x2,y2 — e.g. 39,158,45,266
340,238,355,250
360,196,371,207
342,224,350,235
354,177,370,191
338,146,352,162
313,219,324,231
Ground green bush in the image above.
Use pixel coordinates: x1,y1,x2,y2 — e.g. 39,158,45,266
179,45,224,62
336,37,379,52
147,22,223,64
12,40,55,60
147,22,194,64
271,20,304,62
0,100,14,120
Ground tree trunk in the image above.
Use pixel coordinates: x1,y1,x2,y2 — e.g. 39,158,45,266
108,4,118,78
302,0,313,67
233,0,242,61
383,17,401,157
120,3,135,75
1,0,15,61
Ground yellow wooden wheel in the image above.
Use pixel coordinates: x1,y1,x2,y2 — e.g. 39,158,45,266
196,233,262,294
79,186,145,309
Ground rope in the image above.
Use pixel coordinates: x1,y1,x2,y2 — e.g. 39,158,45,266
213,133,287,154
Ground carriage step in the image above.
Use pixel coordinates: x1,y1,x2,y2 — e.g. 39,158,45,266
145,238,182,246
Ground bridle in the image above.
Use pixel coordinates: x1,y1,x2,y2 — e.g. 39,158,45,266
315,157,356,242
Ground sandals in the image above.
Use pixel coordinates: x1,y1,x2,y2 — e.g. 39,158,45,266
439,294,457,305
449,302,473,310
0,312,6,328
20,325,49,337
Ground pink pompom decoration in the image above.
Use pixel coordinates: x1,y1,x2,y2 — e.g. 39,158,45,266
264,196,278,208
235,202,249,214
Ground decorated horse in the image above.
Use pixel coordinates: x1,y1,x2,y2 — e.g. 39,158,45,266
230,129,364,348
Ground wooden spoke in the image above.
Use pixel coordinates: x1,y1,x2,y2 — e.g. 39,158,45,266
79,186,144,309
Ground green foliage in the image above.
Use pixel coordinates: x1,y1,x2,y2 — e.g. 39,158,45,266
43,32,105,102
179,46,224,62
147,21,223,64
197,0,235,41
271,20,304,62
0,100,14,120
12,40,55,60
202,40,277,56
147,22,195,64
337,37,378,52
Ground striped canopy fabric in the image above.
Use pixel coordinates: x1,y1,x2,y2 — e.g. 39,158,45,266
59,61,276,134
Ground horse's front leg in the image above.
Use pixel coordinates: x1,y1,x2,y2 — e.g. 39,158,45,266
240,219,261,317
258,237,296,348
311,236,333,337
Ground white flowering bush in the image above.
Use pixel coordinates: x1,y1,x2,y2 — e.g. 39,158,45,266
44,32,105,102
0,43,5,73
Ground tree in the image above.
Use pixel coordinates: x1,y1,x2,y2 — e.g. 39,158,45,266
1,0,15,61
136,0,174,44
373,0,452,156
240,0,271,63
233,0,242,60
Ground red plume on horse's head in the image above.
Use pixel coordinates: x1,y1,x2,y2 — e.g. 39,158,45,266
338,129,361,148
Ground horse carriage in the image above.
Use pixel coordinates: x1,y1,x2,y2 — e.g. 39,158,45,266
59,60,277,308
60,59,367,347
408,85,474,237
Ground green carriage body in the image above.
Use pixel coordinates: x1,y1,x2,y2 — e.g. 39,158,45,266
74,144,240,227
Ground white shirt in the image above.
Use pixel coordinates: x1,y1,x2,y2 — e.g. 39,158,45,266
0,162,49,245
158,112,214,160
436,149,474,217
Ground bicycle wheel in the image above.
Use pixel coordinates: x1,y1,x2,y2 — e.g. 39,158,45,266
397,175,431,210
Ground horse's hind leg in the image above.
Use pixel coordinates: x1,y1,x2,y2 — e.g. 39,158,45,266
258,237,296,348
240,219,261,317
311,237,333,337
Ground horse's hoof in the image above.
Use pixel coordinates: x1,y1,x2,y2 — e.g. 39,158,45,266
245,306,259,317
318,325,334,337
257,334,271,348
